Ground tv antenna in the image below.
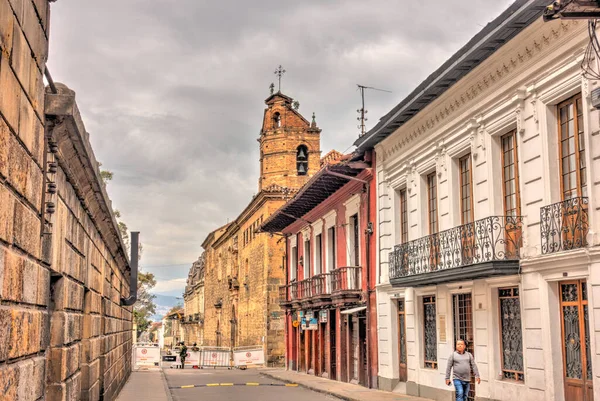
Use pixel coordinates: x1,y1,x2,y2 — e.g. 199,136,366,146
357,84,391,137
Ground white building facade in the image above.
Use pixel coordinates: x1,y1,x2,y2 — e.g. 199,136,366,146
360,4,600,401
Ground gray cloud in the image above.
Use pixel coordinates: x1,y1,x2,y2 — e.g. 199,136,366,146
48,0,515,294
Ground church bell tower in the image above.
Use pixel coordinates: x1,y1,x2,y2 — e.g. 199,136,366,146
258,83,321,192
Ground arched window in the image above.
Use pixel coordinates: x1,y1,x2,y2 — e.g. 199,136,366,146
273,112,281,128
297,145,308,176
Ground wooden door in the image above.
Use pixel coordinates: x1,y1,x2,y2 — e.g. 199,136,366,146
453,293,475,401
459,155,475,264
560,280,593,401
427,173,439,270
558,95,588,248
501,131,522,257
397,299,407,382
330,311,337,379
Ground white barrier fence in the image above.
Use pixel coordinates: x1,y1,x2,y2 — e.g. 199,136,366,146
199,347,232,368
232,346,265,368
133,343,161,368
184,351,201,367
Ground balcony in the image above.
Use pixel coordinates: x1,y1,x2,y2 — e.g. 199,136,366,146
278,269,360,307
540,197,588,255
389,216,523,287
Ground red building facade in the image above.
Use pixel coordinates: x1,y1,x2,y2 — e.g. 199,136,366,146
261,152,378,388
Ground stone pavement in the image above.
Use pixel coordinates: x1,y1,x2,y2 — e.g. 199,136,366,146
259,368,433,401
115,369,173,401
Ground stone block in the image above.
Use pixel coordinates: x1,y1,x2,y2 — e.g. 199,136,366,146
48,343,80,382
0,119,9,179
0,0,14,54
28,58,44,118
18,93,44,169
81,380,100,401
0,363,18,401
0,307,11,361
2,249,23,302
50,311,82,346
16,359,33,401
83,314,102,339
84,290,102,314
7,0,24,24
32,356,45,399
21,0,47,70
55,276,84,311
0,56,21,135
32,0,49,33
81,337,101,363
10,23,32,90
81,359,100,390
12,200,41,259
8,309,41,358
21,258,38,304
36,265,49,306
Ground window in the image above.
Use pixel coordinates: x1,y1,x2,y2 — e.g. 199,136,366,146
315,234,322,275
423,295,437,369
427,173,438,234
350,214,359,266
459,154,473,224
297,145,309,176
502,132,521,217
558,94,587,199
290,246,298,280
400,189,408,243
327,226,336,272
273,112,281,128
498,287,524,382
304,238,311,276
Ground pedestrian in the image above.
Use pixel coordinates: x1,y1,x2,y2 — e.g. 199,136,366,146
445,339,480,401
179,342,188,369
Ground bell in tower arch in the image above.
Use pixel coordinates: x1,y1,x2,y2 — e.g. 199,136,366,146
297,147,307,160
297,162,307,175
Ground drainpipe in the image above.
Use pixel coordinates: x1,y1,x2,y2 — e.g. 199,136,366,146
121,232,140,306
364,178,373,389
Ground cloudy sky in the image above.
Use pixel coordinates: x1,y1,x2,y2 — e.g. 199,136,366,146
48,0,514,296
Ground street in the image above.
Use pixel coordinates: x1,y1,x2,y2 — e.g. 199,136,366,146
164,368,337,401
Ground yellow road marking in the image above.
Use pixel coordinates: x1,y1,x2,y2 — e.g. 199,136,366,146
246,383,260,386
220,383,234,386
181,385,194,389
206,383,219,387
285,384,298,387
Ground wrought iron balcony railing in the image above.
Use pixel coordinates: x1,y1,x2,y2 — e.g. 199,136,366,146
332,266,362,293
540,197,588,255
389,216,523,279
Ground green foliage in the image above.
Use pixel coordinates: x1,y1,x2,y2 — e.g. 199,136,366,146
134,271,157,337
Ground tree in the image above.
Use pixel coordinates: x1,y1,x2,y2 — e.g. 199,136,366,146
134,271,157,337
98,162,113,184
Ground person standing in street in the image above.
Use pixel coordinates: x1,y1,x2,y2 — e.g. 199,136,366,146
179,342,188,369
445,339,480,401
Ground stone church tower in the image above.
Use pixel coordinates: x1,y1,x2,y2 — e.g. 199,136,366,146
197,88,323,365
259,92,321,191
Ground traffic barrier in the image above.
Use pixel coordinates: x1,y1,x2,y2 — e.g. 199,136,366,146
184,350,201,368
162,355,180,369
232,346,265,368
199,347,232,368
133,343,161,367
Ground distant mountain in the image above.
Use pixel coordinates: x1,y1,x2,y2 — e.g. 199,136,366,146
151,293,182,321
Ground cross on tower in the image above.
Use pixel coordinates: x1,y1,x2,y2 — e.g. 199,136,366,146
274,65,286,93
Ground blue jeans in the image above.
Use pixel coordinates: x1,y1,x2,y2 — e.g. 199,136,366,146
453,379,470,401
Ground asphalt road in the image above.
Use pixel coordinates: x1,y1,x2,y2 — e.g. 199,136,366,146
164,368,336,401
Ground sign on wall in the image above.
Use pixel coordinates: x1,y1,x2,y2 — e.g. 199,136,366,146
439,315,446,342
319,310,328,323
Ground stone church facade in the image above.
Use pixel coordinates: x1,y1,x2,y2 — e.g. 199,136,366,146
198,92,322,365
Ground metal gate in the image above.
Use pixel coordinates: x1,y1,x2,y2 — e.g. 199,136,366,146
453,293,475,401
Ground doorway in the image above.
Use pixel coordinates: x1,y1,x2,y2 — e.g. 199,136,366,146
559,280,593,401
330,311,337,379
453,293,475,401
397,299,407,382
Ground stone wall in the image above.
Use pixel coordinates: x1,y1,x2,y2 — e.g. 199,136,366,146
0,1,133,400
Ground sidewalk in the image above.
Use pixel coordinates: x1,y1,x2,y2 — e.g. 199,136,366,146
116,369,172,401
259,368,432,401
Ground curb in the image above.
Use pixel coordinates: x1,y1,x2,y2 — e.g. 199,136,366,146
160,369,175,401
259,371,351,401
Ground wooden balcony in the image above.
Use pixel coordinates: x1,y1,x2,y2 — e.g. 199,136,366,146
278,269,361,308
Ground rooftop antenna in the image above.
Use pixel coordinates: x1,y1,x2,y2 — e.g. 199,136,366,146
357,84,392,137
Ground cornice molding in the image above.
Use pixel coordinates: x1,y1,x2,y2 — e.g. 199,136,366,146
382,20,583,161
